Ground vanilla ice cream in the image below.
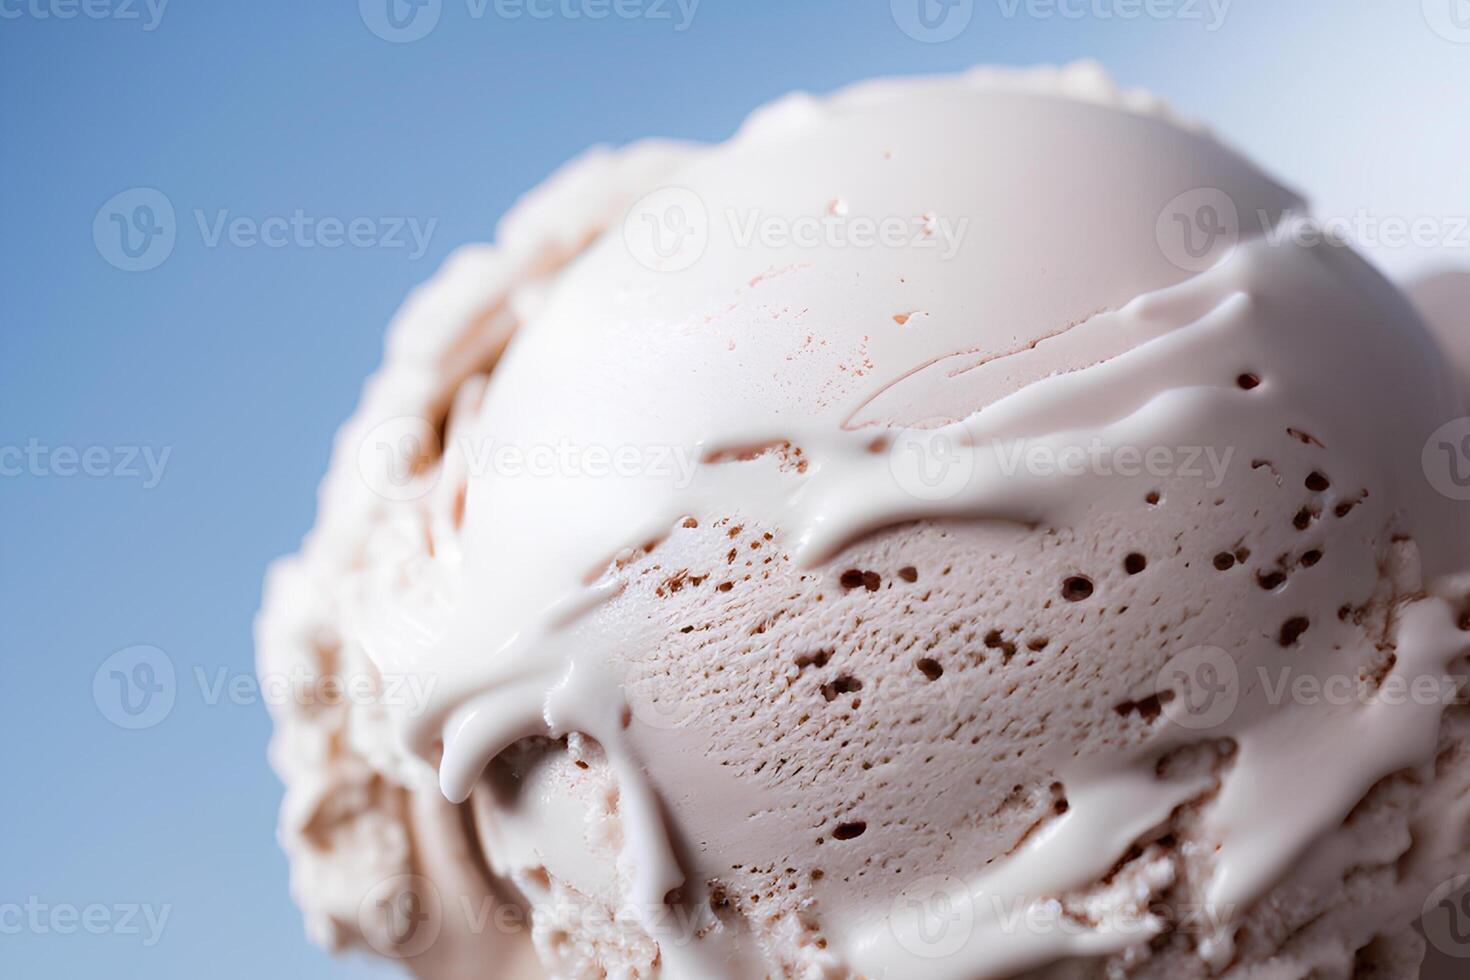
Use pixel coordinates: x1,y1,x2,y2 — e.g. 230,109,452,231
259,63,1470,979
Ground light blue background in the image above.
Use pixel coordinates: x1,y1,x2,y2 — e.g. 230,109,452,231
4,2,1467,976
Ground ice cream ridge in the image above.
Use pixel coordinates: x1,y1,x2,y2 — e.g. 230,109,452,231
258,63,1470,979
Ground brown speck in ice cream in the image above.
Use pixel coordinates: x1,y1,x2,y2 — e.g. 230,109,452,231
1279,616,1310,647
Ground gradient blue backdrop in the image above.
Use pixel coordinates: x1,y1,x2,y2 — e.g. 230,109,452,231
4,2,1467,976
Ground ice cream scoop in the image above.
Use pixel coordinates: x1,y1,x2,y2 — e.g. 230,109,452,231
260,63,1470,979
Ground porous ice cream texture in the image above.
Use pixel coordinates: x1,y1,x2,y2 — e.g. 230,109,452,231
258,63,1470,979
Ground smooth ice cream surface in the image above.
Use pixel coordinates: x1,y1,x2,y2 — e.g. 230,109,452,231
259,63,1470,979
